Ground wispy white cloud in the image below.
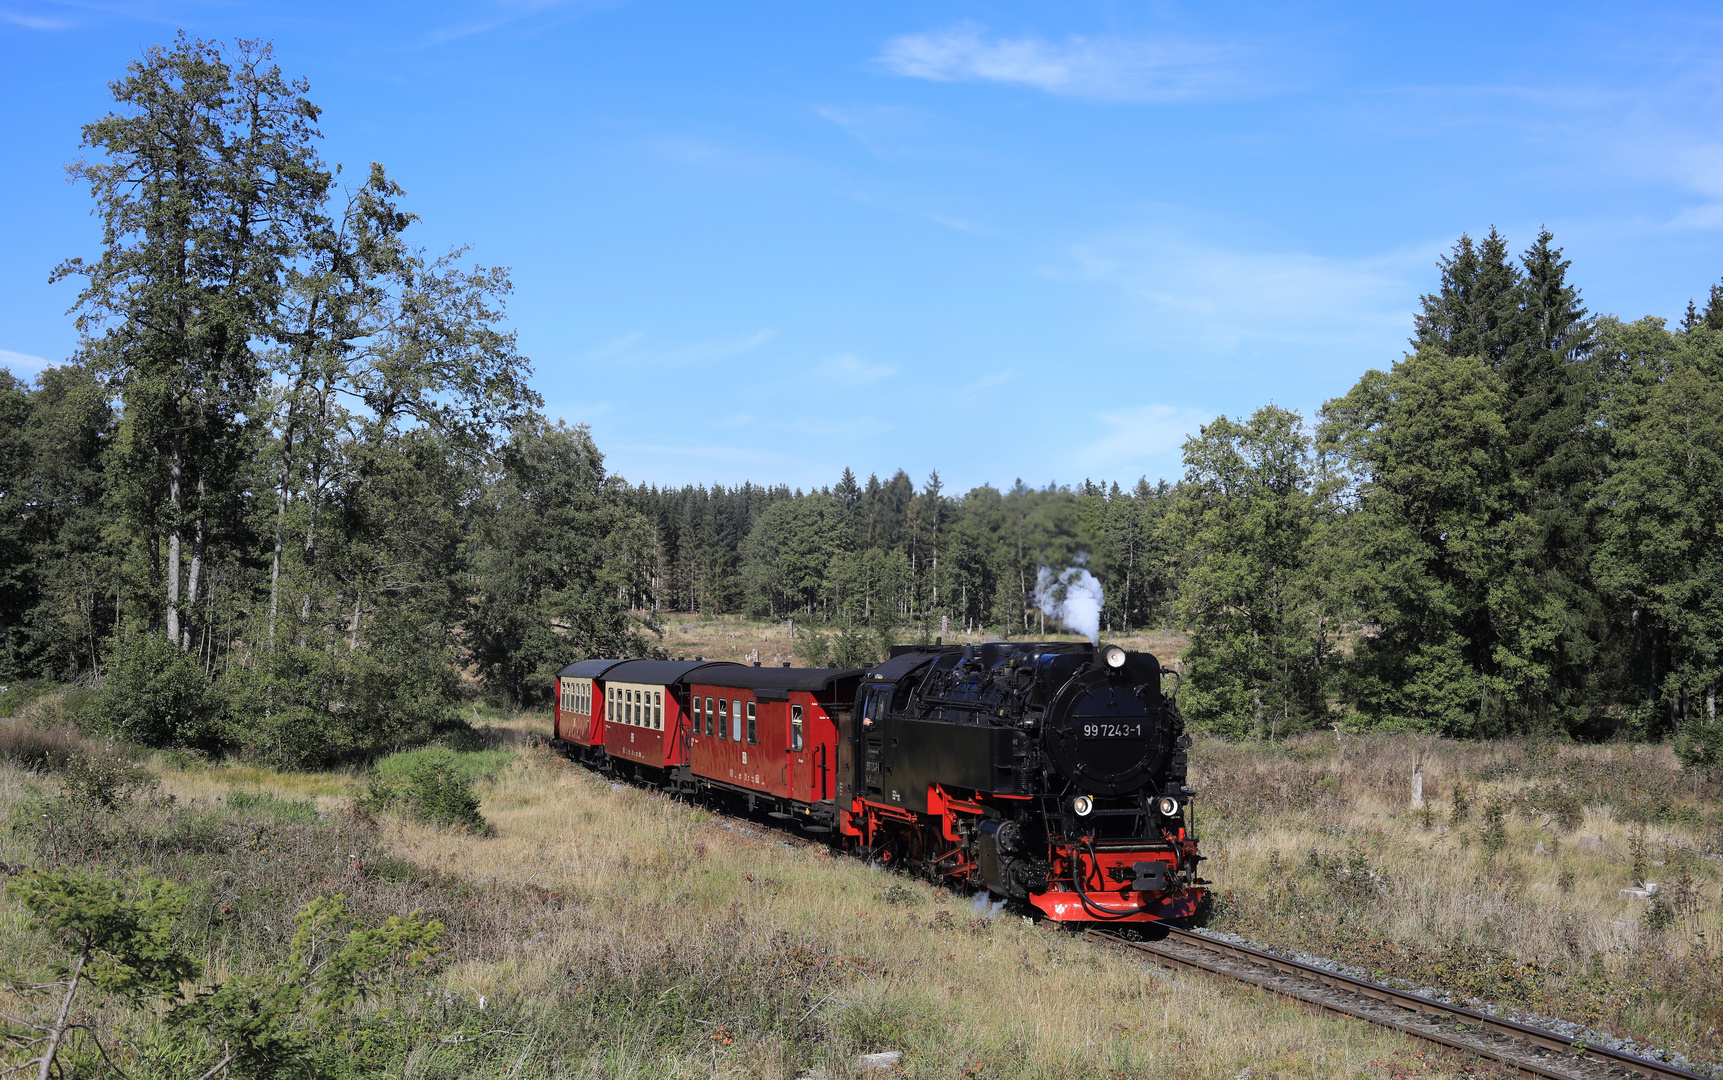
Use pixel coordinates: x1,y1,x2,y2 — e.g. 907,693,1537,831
1070,403,1212,475
965,368,1015,392
814,103,933,158
1067,232,1429,354
2,8,72,29
814,352,896,387
649,136,784,174
582,328,777,368
613,442,793,466
0,349,49,374
876,22,1269,103
425,0,627,45
581,332,644,360
544,397,614,423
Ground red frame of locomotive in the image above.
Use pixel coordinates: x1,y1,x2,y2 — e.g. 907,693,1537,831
552,657,1200,925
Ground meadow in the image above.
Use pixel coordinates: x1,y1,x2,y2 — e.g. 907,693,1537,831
0,698,1717,1078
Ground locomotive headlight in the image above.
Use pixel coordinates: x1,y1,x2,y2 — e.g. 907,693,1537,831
1157,796,1181,817
1072,795,1095,817
1102,644,1127,669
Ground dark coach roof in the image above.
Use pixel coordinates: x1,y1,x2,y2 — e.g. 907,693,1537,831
555,658,631,680
689,666,866,693
599,659,742,685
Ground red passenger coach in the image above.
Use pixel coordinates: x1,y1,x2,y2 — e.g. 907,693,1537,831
687,666,864,826
598,659,738,780
553,659,629,763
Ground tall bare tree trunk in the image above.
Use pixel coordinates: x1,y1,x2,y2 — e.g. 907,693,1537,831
183,477,206,652
267,424,296,654
166,431,183,645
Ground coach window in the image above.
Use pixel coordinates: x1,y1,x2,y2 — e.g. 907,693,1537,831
693,695,703,735
718,699,728,740
791,704,804,752
655,691,663,729
705,697,715,736
746,701,757,744
732,699,743,743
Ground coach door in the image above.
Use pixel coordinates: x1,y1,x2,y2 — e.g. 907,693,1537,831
785,700,808,802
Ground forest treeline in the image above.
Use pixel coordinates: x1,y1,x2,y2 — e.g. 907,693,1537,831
4,37,1720,767
626,230,1723,764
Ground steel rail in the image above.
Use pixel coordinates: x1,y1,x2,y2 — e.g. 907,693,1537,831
1088,926,1710,1080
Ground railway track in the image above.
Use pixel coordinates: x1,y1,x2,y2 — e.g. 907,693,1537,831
1088,926,1710,1080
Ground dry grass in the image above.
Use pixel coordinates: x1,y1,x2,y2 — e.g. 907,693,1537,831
3,724,1517,1079
378,741,1497,1078
15,713,1680,1077
655,614,1188,669
1194,733,1723,1066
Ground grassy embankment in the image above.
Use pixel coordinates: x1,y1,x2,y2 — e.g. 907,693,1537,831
1197,735,1723,1070
0,704,1501,1080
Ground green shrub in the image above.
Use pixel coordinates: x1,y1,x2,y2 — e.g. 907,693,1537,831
1480,798,1507,855
13,685,103,732
225,789,319,824
0,679,55,717
61,753,155,811
93,632,224,749
218,627,467,768
372,746,512,785
364,748,489,831
1676,713,1723,780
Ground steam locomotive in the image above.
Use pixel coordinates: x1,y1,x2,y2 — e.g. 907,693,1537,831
551,640,1203,924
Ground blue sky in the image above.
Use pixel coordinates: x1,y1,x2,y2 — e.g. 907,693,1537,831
3,2,1721,493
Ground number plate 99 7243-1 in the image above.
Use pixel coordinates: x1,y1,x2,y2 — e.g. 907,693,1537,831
1079,722,1145,740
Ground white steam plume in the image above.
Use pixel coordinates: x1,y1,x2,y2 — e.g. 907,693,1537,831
1035,560,1104,644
